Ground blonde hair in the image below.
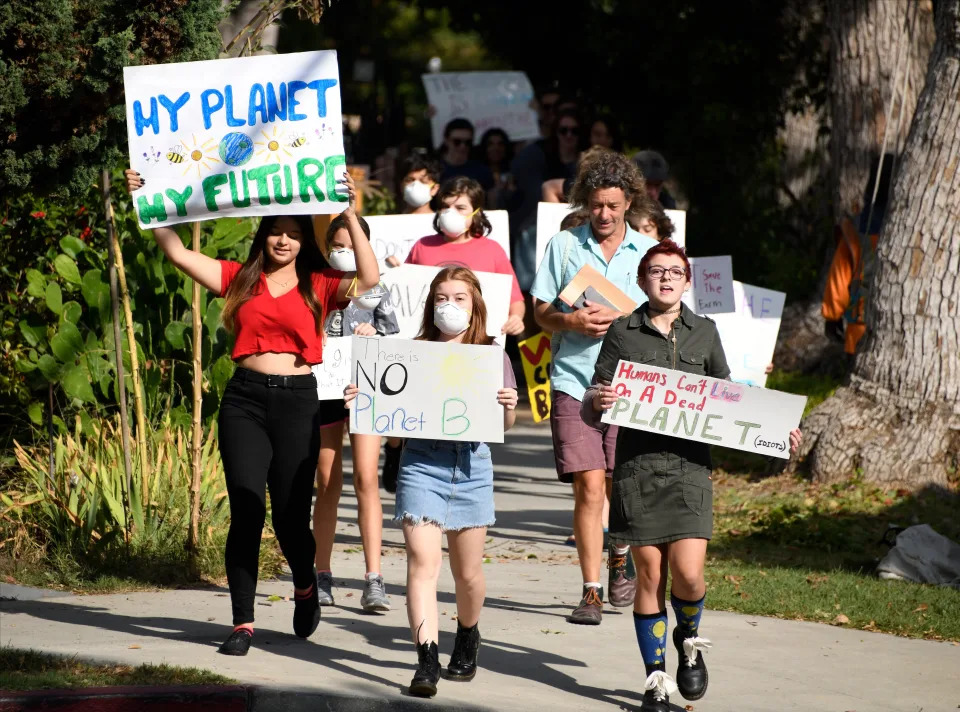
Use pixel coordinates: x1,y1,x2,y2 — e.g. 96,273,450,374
416,266,494,346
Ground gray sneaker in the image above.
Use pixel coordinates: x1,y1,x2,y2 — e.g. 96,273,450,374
316,571,334,606
360,575,390,612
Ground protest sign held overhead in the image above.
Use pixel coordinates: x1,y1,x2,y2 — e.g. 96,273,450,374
350,336,505,443
422,72,539,149
364,210,511,266
710,281,786,386
518,332,552,423
379,264,511,342
683,256,735,314
124,50,346,229
601,361,805,459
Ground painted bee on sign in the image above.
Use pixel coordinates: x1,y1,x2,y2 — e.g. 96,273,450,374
166,146,186,164
288,132,308,149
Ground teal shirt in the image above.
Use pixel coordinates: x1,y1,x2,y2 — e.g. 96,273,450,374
530,223,657,401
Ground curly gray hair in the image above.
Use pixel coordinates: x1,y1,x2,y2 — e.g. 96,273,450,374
567,148,647,211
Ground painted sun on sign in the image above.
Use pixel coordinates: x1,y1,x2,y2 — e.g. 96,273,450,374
255,127,292,164
167,135,219,177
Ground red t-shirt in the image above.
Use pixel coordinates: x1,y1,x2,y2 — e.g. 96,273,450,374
219,260,344,363
405,234,524,305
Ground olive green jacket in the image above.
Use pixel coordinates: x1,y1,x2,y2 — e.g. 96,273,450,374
582,302,731,468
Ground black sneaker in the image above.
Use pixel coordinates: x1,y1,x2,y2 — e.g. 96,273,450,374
382,443,402,493
218,628,253,656
293,584,320,638
673,626,710,700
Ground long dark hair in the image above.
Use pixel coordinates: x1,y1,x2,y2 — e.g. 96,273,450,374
221,215,329,334
416,266,494,346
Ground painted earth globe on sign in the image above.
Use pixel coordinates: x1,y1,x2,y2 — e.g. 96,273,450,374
219,132,255,167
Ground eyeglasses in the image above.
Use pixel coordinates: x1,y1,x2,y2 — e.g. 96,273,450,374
647,266,686,280
449,137,472,147
557,126,579,136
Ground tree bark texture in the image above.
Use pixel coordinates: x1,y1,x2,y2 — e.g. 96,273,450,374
828,0,935,223
798,0,960,487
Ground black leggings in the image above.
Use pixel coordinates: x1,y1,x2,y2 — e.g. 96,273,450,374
217,368,320,625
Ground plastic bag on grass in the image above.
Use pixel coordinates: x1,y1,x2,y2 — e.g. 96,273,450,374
876,524,960,589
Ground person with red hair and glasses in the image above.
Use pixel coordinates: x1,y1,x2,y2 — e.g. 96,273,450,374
582,240,802,711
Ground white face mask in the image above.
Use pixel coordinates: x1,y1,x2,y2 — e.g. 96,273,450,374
434,302,471,335
438,208,470,238
327,248,356,271
403,180,433,208
351,293,383,310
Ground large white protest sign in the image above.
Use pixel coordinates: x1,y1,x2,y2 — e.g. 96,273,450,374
601,362,805,458
364,211,510,266
682,256,735,314
379,264,511,342
710,281,786,387
312,337,352,400
534,203,686,271
124,50,346,229
350,336,505,442
422,72,539,148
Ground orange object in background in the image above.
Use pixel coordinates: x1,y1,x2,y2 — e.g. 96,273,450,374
822,217,878,354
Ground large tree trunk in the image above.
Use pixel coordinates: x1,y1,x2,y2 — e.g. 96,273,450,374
828,0,935,223
797,0,960,487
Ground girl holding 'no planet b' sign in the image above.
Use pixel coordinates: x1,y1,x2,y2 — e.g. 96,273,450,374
124,168,380,657
344,266,518,699
583,240,802,712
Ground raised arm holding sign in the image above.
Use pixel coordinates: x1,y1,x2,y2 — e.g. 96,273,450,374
121,50,381,657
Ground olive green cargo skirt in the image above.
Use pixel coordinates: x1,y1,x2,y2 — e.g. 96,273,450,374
608,452,713,546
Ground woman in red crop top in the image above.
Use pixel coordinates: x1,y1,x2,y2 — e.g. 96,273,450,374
124,169,379,656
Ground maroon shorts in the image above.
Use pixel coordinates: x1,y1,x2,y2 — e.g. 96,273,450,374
550,390,618,483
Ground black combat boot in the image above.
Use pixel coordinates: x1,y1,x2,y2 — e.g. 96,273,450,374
409,641,441,697
446,622,481,681
673,626,710,700
639,662,676,712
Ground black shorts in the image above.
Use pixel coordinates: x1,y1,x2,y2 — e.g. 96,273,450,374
317,399,349,429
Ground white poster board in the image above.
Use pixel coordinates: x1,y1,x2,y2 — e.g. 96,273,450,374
124,50,347,229
683,256,735,314
710,281,786,387
364,211,510,266
312,337,352,400
534,203,686,271
601,362,805,458
421,72,539,148
349,336,505,442
379,264,512,342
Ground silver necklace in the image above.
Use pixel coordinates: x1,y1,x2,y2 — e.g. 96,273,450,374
266,272,295,288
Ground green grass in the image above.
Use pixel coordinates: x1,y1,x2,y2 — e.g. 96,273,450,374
704,471,960,640
0,648,235,691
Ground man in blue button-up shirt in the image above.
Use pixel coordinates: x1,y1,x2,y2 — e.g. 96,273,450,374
531,150,657,625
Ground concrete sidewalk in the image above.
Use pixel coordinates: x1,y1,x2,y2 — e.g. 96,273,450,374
2,423,958,711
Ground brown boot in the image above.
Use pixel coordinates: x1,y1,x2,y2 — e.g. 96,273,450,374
607,545,637,607
567,585,603,625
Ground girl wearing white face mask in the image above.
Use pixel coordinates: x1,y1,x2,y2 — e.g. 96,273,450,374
312,214,399,615
344,267,518,698
380,179,528,493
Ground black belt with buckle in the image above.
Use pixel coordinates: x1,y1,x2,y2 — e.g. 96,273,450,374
235,368,316,389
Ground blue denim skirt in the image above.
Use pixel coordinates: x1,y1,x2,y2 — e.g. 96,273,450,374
394,440,495,531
